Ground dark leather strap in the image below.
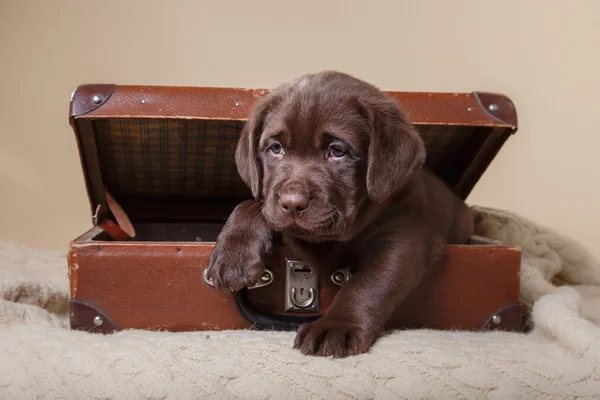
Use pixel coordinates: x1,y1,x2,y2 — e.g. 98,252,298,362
235,288,321,331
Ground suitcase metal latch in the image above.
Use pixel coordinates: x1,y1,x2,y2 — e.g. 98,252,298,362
284,258,319,312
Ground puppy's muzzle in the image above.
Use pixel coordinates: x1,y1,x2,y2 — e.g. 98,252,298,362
278,186,311,218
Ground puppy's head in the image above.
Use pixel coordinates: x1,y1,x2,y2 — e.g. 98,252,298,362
235,71,425,241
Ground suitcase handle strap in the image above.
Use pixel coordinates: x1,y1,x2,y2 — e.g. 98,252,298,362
234,288,321,331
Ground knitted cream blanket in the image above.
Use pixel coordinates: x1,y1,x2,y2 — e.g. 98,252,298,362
1,206,600,399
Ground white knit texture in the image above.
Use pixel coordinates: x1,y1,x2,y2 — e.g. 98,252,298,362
1,206,600,399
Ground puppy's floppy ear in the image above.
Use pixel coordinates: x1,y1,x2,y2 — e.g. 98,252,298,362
359,96,426,203
235,95,273,200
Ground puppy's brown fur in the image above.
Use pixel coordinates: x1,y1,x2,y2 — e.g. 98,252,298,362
207,71,473,357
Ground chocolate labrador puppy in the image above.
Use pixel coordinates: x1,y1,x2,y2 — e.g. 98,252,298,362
206,71,473,357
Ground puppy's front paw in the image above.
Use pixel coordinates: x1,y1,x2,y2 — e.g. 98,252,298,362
205,237,265,292
293,319,377,358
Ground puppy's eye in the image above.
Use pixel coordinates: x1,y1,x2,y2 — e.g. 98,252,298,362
268,142,283,155
328,144,347,158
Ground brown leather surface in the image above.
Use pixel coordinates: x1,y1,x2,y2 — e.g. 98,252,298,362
69,229,522,333
72,85,517,129
386,244,521,331
69,237,251,331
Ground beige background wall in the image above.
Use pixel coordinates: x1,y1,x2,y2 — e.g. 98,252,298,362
1,0,598,259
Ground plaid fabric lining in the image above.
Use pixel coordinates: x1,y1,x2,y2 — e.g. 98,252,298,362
94,119,250,197
92,119,478,198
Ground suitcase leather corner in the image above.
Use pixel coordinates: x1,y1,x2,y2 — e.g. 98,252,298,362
70,299,119,334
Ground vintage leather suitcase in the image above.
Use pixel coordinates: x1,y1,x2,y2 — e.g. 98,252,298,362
67,84,522,334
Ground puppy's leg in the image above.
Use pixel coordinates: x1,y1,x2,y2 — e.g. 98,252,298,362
206,200,272,291
294,232,443,358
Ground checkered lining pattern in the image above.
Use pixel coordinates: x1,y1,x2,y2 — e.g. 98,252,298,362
92,119,480,198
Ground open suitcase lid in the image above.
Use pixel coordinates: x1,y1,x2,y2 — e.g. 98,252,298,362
69,84,518,239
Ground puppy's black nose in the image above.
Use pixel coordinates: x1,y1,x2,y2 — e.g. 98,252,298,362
279,192,310,217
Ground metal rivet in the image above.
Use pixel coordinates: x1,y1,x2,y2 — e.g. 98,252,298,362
467,107,473,111
141,99,147,104
92,95,102,104
488,104,498,112
235,102,241,106
260,272,271,282
492,315,501,325
93,316,104,326
332,272,345,284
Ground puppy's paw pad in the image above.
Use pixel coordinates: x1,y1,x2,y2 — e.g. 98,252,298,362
293,320,375,358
